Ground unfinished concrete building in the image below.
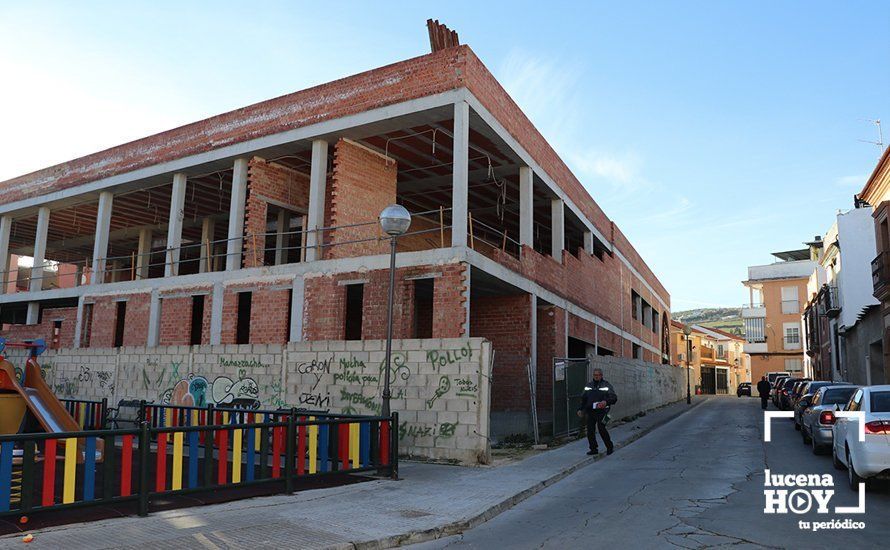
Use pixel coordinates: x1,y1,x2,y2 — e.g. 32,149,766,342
0,22,672,438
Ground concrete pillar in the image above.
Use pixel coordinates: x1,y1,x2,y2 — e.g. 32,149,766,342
26,206,50,324
199,217,216,273
226,158,249,270
530,293,537,382
0,215,11,295
72,295,86,349
289,276,305,342
147,289,160,347
583,231,594,255
90,191,114,284
274,209,288,265
451,101,470,248
305,140,328,262
209,282,225,345
165,173,187,277
136,228,153,280
519,166,534,248
551,198,564,262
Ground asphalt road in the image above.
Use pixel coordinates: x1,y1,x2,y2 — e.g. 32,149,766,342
413,396,890,549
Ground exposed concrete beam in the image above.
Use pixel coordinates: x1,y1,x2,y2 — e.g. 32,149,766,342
274,210,287,266
165,173,187,277
305,140,328,262
225,158,249,271
551,198,564,262
451,101,469,248
136,228,153,280
519,166,533,247
199,217,216,273
0,216,11,294
90,191,114,284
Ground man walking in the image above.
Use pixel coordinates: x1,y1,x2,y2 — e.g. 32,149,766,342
577,368,618,456
756,376,771,410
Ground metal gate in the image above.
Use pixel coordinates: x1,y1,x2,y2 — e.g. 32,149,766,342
552,357,590,437
716,368,729,395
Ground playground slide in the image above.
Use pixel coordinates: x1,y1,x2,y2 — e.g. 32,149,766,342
0,358,80,434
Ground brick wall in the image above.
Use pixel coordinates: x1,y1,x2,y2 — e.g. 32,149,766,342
39,337,493,464
85,292,150,348
470,294,531,413
243,157,311,268
536,304,566,416
0,306,77,349
327,139,397,259
158,296,192,346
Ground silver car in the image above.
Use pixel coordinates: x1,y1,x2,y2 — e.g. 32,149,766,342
800,385,859,454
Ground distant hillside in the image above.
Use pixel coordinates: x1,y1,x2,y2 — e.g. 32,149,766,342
672,307,743,336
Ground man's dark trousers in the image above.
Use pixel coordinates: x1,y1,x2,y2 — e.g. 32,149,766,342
586,410,612,451
760,395,769,410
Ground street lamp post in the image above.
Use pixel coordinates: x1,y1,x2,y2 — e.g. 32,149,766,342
683,325,692,405
379,204,411,418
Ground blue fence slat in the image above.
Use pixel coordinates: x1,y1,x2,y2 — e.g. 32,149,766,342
360,422,371,467
319,425,330,473
83,437,96,501
188,431,199,489
0,441,13,512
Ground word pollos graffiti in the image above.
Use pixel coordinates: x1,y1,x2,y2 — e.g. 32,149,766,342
426,342,473,369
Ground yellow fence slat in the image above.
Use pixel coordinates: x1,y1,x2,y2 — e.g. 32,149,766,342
350,423,360,469
172,432,184,490
63,438,77,504
232,428,242,483
308,418,318,475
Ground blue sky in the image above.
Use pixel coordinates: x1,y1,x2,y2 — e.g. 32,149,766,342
1,1,888,311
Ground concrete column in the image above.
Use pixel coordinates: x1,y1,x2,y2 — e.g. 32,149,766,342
0,215,11,294
147,289,160,347
305,140,328,262
519,166,534,248
165,173,187,277
26,206,50,324
289,276,305,342
583,231,594,255
274,209,288,265
209,282,225,345
530,293,537,382
90,191,114,284
136,228,153,280
199,217,216,273
226,158,249,270
451,101,470,248
72,295,86,349
551,198,564,262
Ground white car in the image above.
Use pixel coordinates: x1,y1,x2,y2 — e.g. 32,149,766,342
832,385,890,490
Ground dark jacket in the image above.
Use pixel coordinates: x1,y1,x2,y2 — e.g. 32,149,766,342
756,380,771,397
578,378,618,413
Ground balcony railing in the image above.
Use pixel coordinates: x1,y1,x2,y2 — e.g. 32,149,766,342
872,251,890,299
699,347,715,361
825,284,840,318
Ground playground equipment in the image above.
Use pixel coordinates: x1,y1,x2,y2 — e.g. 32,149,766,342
0,338,103,463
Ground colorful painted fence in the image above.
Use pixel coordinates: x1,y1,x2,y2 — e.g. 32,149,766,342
61,398,108,431
0,413,397,518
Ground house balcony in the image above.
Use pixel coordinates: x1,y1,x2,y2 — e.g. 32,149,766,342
741,304,766,318
743,342,768,354
825,284,840,318
872,251,890,301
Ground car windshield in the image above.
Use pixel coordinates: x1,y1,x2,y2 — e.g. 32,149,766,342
823,388,857,405
871,391,890,413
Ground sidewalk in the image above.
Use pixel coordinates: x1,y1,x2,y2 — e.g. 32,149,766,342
0,397,707,549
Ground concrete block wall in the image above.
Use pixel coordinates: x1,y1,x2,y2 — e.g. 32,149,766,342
586,355,686,421
31,337,493,464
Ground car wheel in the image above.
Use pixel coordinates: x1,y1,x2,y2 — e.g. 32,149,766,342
811,433,822,455
847,448,866,491
833,446,845,470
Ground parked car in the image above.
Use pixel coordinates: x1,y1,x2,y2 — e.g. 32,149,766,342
788,378,812,413
794,381,836,430
737,382,751,397
778,377,801,410
800,385,858,453
832,385,890,489
773,376,791,406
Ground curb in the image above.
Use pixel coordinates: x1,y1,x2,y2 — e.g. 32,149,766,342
346,397,708,549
